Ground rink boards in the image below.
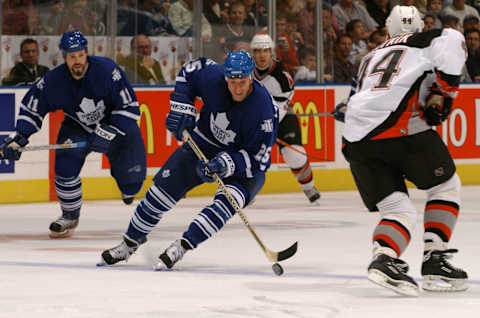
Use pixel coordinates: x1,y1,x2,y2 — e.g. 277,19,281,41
1,84,479,203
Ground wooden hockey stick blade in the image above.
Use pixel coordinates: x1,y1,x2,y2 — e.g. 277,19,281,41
295,112,332,117
20,141,87,152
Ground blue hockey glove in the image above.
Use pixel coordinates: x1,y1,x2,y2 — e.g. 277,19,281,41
165,92,197,141
331,102,347,123
195,152,235,183
89,124,118,153
0,133,28,160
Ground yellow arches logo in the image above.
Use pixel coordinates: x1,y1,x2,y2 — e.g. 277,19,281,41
292,101,322,149
137,103,154,154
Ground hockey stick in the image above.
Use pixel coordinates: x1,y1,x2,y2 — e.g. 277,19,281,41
276,138,326,161
0,141,87,157
295,112,332,117
183,130,298,262
20,141,87,152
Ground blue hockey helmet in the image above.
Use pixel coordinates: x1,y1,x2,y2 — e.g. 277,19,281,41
59,30,88,55
223,50,254,79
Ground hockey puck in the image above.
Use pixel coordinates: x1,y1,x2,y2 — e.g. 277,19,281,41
272,263,284,276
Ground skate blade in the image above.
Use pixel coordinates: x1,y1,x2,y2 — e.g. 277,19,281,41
368,269,420,297
49,229,75,239
423,276,468,292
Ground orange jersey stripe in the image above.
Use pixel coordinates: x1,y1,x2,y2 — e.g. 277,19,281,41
424,221,452,240
380,220,411,242
425,204,459,217
373,234,401,256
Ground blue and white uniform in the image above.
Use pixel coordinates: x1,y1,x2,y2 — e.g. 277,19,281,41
125,57,278,249
16,55,146,219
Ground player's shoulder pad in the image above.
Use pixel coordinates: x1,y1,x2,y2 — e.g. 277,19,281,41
405,29,443,48
251,80,276,113
88,56,123,80
269,60,294,92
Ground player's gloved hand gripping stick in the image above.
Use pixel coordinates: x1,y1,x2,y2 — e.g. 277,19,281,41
182,130,298,267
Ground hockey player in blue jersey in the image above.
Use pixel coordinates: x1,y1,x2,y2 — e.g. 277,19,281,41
0,31,146,238
100,51,279,269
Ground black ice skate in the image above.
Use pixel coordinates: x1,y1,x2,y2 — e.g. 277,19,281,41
422,249,468,292
99,236,145,266
155,239,188,270
121,193,135,205
367,254,419,297
304,186,321,205
49,216,79,238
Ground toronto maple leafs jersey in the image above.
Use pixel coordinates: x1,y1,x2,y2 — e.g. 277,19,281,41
175,57,279,178
15,56,140,138
254,60,294,121
344,28,467,142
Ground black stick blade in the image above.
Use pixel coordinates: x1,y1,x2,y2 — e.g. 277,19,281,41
277,242,298,261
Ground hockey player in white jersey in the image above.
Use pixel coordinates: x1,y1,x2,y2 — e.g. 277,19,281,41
250,34,321,205
342,6,468,296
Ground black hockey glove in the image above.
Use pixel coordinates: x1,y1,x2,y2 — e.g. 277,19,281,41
421,91,453,126
331,102,347,123
0,133,29,160
195,152,235,183
89,124,118,153
166,92,197,141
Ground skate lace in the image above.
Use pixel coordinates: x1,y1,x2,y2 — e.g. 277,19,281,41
390,258,409,274
434,249,463,272
111,241,135,259
166,240,186,261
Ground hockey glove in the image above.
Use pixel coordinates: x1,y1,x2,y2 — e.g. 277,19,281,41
331,102,347,123
421,91,453,126
196,152,235,183
165,92,197,141
89,124,118,153
0,133,28,160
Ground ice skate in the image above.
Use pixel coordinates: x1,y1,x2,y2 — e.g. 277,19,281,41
367,254,419,297
99,236,145,266
121,193,135,205
304,186,321,205
49,216,79,238
422,249,468,292
155,239,188,270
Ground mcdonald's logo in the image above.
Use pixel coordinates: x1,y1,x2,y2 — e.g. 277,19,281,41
137,103,155,154
292,101,322,149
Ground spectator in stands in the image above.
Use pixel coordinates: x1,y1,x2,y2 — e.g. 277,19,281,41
277,0,305,17
333,35,356,83
243,0,267,28
442,14,460,29
2,0,37,35
206,1,255,63
425,0,443,29
346,19,368,66
298,0,316,49
203,0,229,26
41,0,65,35
333,0,378,35
442,0,479,32
294,48,317,83
423,13,439,30
168,0,212,40
2,38,49,86
465,29,480,81
275,14,300,75
117,0,173,36
117,34,166,85
366,0,391,29
322,5,337,70
286,13,305,51
463,15,480,32
58,0,92,34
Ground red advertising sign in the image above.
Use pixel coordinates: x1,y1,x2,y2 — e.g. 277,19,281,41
436,88,480,159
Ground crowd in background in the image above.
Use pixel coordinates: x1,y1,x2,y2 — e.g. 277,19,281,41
2,0,480,85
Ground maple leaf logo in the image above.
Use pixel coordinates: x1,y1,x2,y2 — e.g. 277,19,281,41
76,98,106,126
210,113,236,145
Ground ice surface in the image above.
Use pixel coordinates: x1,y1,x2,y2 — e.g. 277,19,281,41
1,187,479,317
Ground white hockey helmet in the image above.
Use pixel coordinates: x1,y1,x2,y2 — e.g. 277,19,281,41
250,34,275,50
386,5,424,37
